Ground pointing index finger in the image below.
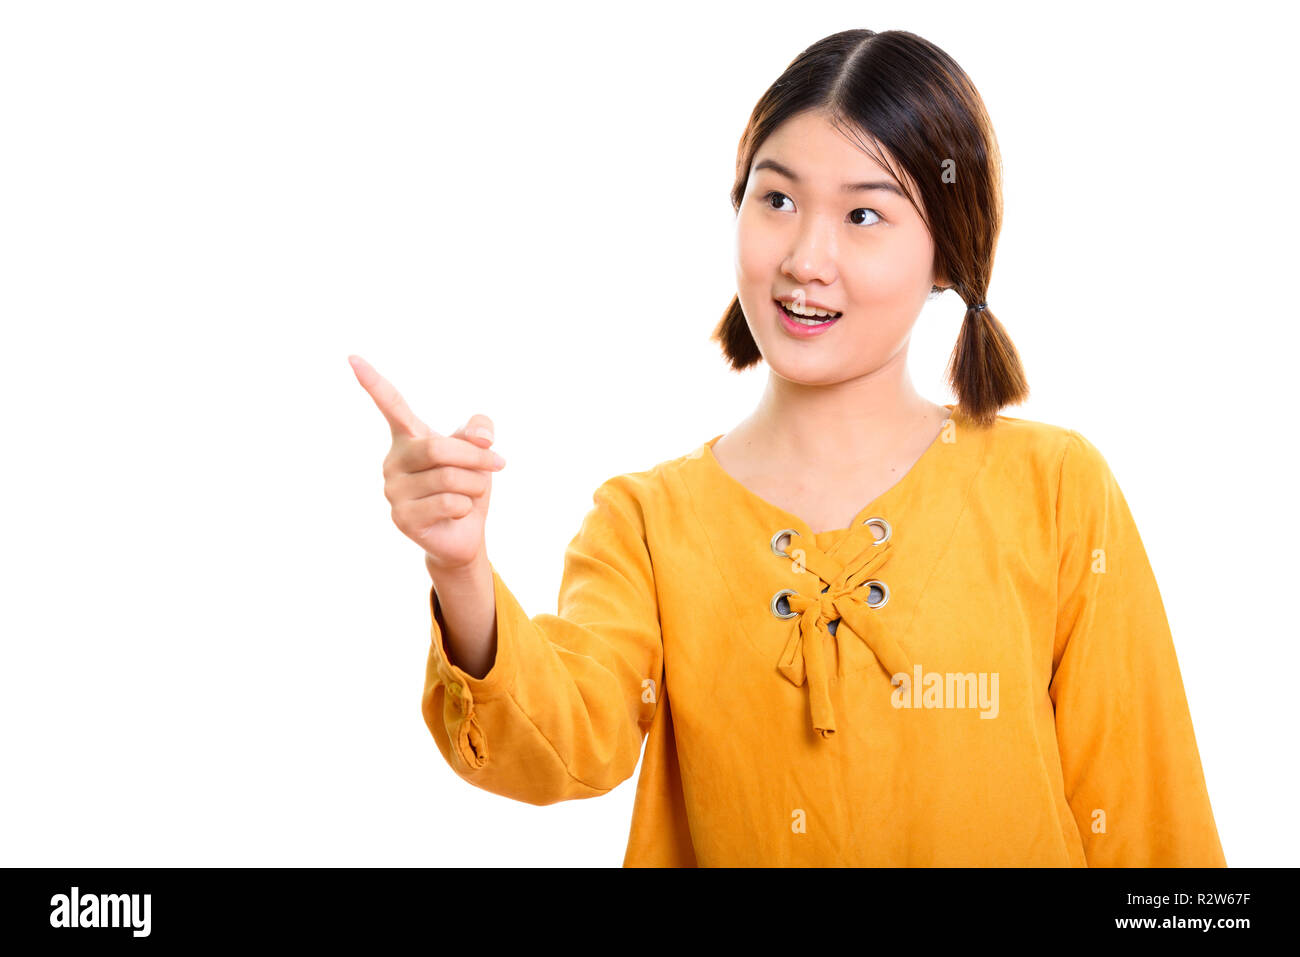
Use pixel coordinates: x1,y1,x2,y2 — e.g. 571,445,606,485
348,355,431,439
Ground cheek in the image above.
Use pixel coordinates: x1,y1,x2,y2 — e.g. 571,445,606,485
848,233,934,300
734,211,779,278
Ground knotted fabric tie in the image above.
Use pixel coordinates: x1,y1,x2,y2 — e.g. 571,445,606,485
777,521,915,738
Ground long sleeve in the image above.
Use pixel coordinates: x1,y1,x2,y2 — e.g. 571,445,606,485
1050,430,1225,866
421,474,664,806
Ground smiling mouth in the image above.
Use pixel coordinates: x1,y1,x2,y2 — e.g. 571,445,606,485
776,300,841,325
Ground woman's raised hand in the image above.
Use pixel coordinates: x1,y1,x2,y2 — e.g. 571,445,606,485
349,355,506,573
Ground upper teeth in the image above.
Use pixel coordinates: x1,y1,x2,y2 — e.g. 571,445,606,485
783,301,840,318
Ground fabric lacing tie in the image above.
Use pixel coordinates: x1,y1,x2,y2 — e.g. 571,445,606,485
774,522,915,739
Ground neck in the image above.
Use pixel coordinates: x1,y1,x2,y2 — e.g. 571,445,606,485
743,354,946,470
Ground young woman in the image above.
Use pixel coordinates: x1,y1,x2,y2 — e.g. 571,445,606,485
351,28,1225,867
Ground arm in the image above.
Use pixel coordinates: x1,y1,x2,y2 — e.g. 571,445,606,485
426,550,497,680
1050,430,1226,866
421,474,664,806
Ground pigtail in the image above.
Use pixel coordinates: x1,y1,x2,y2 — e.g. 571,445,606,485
711,295,762,371
945,300,1029,429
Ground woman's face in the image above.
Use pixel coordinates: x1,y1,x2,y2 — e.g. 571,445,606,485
734,110,942,384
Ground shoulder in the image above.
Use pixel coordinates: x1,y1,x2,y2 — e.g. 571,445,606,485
977,408,1073,460
980,408,1115,467
968,410,1120,511
583,439,713,519
968,408,1077,483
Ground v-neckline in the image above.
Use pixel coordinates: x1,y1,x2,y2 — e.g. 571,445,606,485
699,403,962,540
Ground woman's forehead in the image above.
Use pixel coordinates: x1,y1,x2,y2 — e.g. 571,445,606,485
756,116,911,189
751,146,919,207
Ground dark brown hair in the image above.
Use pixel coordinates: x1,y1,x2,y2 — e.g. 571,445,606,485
712,29,1029,428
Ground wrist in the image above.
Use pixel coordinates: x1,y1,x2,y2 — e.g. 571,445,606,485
425,548,489,586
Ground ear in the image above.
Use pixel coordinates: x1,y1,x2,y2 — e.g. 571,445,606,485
930,258,952,292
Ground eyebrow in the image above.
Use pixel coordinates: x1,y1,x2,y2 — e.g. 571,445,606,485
753,158,907,198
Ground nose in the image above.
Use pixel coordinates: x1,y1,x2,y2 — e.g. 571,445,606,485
783,219,838,285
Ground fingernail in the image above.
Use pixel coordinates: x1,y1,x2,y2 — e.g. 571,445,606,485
471,426,494,442
491,451,506,467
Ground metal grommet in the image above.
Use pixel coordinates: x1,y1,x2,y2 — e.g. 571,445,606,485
770,528,799,557
770,588,798,619
863,516,891,544
862,580,890,608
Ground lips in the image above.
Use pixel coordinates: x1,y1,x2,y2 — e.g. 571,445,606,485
775,297,842,317
775,299,841,322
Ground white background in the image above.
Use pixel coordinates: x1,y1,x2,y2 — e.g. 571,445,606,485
2,0,1296,867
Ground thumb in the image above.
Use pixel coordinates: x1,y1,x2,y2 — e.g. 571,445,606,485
451,413,497,449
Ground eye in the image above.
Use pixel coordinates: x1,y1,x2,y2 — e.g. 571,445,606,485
763,190,795,212
761,190,882,227
849,207,882,226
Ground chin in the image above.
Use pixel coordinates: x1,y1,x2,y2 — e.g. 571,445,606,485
762,349,853,386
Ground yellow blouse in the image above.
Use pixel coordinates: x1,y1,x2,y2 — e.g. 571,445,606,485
421,405,1226,867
